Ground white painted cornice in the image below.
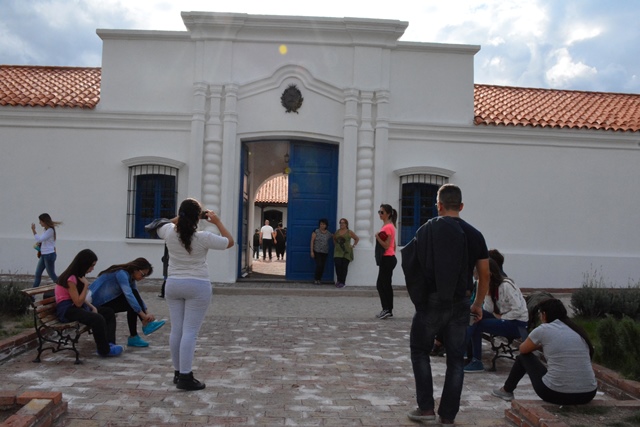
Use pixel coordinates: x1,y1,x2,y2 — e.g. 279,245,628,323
97,29,190,42
181,12,408,47
389,121,640,151
394,166,455,178
121,156,185,169
396,41,480,55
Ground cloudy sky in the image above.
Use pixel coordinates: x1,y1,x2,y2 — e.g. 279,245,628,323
1,0,638,94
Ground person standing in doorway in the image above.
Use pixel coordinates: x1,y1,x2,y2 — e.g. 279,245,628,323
402,184,490,426
310,218,332,284
252,229,260,260
260,219,275,261
275,223,286,261
374,204,397,319
31,213,62,288
333,218,359,288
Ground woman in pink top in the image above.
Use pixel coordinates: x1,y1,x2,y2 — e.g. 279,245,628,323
55,249,123,357
375,204,398,319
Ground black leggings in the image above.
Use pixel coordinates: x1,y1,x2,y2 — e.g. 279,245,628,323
99,290,146,337
504,352,597,405
376,255,397,312
314,251,328,281
64,305,116,355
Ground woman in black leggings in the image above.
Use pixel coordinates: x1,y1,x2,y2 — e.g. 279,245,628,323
374,204,397,319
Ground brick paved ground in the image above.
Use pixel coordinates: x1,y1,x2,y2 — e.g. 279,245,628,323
1,276,611,426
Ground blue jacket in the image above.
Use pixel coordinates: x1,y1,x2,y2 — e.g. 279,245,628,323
89,270,146,313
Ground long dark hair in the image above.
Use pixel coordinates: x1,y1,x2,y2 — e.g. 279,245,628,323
488,258,505,311
176,198,202,254
538,298,595,359
57,249,97,289
98,257,153,278
38,213,62,240
379,204,397,227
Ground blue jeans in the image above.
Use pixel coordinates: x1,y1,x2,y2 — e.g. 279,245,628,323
468,310,528,360
33,252,57,287
410,296,469,420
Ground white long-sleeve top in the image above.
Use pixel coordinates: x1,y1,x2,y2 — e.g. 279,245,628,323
483,278,529,322
34,228,56,254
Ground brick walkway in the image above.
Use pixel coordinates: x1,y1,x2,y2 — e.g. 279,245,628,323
1,282,611,426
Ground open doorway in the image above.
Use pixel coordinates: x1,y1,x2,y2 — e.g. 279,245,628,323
238,139,338,282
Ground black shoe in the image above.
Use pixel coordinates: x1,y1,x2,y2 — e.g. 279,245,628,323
158,294,165,298
173,370,179,384
176,372,206,391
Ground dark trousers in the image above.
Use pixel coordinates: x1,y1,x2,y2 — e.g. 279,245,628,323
334,257,350,284
376,255,397,311
313,251,328,281
262,239,273,259
64,305,116,355
410,297,469,421
504,353,597,405
100,291,146,337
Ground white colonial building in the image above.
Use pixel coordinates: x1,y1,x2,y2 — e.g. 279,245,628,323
1,12,639,288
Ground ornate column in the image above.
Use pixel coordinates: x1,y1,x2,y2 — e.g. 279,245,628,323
187,82,208,199
219,84,239,221
355,91,375,243
202,84,223,214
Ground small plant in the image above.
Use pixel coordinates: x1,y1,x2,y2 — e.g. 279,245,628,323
0,281,29,317
571,268,640,320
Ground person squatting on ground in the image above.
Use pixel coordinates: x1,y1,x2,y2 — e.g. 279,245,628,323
464,258,529,373
157,198,234,391
252,229,260,260
333,218,359,288
31,213,62,288
374,204,397,319
55,249,123,357
402,184,490,425
310,218,332,284
492,298,597,404
89,257,166,348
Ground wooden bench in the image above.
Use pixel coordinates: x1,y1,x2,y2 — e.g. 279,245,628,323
482,332,524,371
21,284,91,364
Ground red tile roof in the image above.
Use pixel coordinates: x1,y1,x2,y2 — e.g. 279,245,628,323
1,66,639,132
0,65,100,109
474,84,640,132
255,175,288,204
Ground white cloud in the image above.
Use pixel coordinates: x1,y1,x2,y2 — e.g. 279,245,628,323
545,48,597,87
565,25,602,46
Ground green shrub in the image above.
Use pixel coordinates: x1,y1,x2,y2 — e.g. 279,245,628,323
595,316,624,369
617,317,640,380
0,278,30,316
570,269,640,320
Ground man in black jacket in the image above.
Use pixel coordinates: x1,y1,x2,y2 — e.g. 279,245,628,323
402,184,490,425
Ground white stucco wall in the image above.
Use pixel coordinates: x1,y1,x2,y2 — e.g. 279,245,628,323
1,12,639,288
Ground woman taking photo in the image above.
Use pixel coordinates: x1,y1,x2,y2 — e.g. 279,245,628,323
55,249,123,357
491,298,597,404
31,213,62,288
333,218,359,288
89,257,166,348
465,258,529,372
375,204,397,319
157,198,234,391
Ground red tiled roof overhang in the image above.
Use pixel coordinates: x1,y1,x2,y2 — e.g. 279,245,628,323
474,84,640,132
0,65,101,109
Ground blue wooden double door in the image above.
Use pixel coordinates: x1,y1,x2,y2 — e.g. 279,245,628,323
241,141,338,282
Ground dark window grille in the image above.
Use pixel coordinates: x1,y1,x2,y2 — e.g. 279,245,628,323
399,174,448,245
126,165,178,238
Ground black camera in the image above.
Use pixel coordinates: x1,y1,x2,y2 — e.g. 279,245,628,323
199,210,210,219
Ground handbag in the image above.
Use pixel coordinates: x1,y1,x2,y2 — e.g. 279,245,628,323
34,243,41,258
